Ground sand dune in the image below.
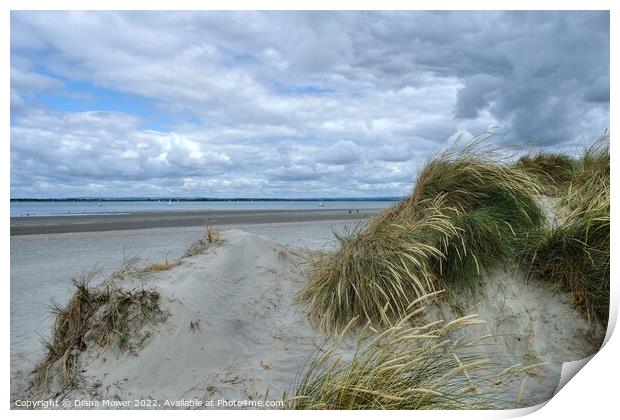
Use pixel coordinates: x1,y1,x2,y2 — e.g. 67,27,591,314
430,269,604,404
16,229,605,409
20,230,327,408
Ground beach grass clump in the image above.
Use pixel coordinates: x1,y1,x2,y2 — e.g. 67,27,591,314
290,305,524,409
298,138,544,333
143,258,182,272
563,134,610,211
514,152,576,195
108,255,142,280
522,200,609,322
521,135,610,322
33,276,166,388
394,141,544,288
183,226,224,257
429,191,543,289
398,141,542,218
206,227,221,244
299,199,458,333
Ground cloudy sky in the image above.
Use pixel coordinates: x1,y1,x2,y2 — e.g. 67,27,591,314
10,11,609,198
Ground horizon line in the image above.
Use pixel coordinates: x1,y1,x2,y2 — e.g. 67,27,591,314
11,196,404,202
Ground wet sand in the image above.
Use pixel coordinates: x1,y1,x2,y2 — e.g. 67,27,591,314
10,208,377,235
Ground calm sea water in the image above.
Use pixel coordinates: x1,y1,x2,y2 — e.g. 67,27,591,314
10,200,397,217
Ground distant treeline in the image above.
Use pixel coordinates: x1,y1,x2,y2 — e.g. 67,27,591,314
11,197,402,202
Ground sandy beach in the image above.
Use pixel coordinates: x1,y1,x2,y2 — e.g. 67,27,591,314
10,213,366,396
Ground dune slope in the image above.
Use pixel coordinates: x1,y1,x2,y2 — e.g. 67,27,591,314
23,230,325,407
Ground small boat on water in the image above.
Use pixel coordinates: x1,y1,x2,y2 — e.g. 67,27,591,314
318,201,325,207
168,199,173,206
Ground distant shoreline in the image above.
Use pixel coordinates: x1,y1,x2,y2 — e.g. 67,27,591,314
10,208,378,236
10,197,402,202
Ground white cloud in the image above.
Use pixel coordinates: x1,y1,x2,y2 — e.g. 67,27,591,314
9,11,609,197
11,66,63,94
317,140,362,165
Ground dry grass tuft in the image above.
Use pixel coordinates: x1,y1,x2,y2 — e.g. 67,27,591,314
143,258,182,272
206,227,221,244
109,255,142,280
290,298,530,409
32,274,166,389
298,137,544,333
183,225,224,257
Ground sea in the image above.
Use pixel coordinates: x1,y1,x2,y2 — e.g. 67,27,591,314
10,199,398,218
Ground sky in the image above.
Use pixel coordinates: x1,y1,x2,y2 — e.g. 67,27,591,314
10,11,610,198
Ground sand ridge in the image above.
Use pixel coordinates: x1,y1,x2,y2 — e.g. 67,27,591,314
33,230,325,407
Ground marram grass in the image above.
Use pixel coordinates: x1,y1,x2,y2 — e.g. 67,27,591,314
393,140,544,286
399,139,543,216
563,133,610,212
521,198,609,322
32,264,167,390
300,196,458,334
521,135,610,323
515,152,576,194
289,299,531,409
431,192,543,288
183,226,224,257
30,227,226,393
298,138,544,333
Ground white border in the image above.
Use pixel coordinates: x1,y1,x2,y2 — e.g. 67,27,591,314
3,1,617,419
